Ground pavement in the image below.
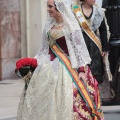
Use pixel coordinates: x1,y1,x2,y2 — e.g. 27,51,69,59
0,79,120,120
0,79,24,119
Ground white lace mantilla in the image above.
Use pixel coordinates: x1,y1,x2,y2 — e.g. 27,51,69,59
35,0,91,69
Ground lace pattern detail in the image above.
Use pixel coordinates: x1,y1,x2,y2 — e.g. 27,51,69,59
55,0,91,68
55,0,65,12
91,5,104,32
34,27,50,66
35,0,91,69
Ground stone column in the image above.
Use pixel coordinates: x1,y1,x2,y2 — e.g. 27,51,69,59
25,0,47,57
0,0,47,80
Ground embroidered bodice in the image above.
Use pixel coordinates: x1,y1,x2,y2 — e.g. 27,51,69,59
48,29,69,61
48,29,64,46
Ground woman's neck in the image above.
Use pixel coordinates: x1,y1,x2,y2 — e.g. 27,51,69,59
82,2,92,10
82,2,93,18
55,16,64,24
53,17,64,30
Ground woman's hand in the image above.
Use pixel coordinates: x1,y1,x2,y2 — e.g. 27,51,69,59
101,52,107,57
79,72,87,83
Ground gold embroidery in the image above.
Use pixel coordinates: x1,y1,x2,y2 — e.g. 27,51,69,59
48,29,64,46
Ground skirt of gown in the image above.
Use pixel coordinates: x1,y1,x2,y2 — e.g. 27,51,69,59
16,58,104,120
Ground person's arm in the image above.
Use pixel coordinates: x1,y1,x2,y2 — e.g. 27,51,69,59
99,19,110,52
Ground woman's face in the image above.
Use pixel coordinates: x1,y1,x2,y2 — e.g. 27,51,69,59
47,0,59,18
84,0,96,6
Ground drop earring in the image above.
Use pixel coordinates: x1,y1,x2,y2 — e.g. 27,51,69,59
57,12,61,16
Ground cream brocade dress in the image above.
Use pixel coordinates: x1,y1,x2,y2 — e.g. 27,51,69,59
16,30,73,120
16,29,102,120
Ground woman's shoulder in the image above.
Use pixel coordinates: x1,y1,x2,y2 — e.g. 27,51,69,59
91,4,105,31
93,4,104,16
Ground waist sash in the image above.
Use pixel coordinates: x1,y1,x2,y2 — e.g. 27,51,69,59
50,43,102,120
73,5,102,54
73,5,112,82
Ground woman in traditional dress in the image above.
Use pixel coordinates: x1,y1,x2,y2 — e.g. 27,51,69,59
72,0,110,84
16,0,104,120
71,0,113,104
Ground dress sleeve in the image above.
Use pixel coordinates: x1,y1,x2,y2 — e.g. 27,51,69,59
34,29,50,66
99,19,110,52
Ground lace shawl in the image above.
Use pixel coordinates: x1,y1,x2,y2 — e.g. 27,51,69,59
35,0,91,69
91,5,104,32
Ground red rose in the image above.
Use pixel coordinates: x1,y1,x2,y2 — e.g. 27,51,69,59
16,58,37,70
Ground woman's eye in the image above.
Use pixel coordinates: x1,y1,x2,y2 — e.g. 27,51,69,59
48,5,53,8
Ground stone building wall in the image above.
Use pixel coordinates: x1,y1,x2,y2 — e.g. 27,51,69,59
0,0,47,80
0,0,21,80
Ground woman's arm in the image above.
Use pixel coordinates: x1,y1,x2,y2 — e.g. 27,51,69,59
99,19,110,52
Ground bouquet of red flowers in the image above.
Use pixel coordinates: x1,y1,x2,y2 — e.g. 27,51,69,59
15,58,37,77
15,58,38,93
